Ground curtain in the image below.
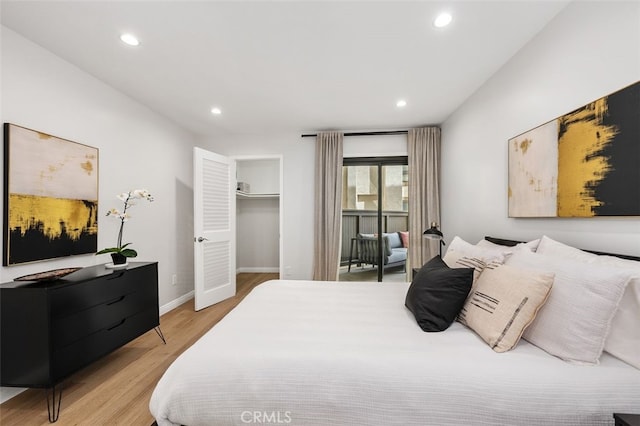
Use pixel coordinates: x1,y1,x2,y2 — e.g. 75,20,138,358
408,127,441,270
313,131,343,281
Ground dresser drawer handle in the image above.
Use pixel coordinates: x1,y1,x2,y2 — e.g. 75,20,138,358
107,319,126,331
106,295,126,306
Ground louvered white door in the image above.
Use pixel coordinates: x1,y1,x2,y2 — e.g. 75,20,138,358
193,147,236,311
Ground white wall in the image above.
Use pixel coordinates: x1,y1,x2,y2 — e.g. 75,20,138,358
441,1,640,255
237,198,280,271
0,27,197,401
237,158,280,194
343,134,407,158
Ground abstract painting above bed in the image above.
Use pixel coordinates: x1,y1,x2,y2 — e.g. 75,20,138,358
508,80,640,218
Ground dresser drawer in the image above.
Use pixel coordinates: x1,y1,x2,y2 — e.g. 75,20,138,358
50,268,153,314
51,306,159,381
51,287,156,350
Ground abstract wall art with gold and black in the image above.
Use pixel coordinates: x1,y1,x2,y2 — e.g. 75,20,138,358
3,124,98,265
508,81,639,218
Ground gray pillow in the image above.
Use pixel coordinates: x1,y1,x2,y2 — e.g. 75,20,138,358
385,232,402,249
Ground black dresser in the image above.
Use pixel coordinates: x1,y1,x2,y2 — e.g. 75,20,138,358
0,262,161,421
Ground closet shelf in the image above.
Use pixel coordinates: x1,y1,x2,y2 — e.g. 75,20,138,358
236,191,279,199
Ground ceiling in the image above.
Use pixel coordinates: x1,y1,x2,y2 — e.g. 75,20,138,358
1,1,569,138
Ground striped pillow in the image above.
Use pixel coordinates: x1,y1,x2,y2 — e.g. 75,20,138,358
443,251,501,284
458,264,554,352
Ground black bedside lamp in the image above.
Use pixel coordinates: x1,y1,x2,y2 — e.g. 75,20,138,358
423,222,446,257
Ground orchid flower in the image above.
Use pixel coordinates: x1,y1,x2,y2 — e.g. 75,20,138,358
96,189,154,258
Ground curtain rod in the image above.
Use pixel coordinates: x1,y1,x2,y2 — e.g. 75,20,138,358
300,130,408,138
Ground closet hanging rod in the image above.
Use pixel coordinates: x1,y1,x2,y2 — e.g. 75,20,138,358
300,130,408,138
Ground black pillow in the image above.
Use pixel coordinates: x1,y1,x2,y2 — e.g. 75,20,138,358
405,255,474,332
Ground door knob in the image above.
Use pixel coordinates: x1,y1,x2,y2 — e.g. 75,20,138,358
195,237,209,243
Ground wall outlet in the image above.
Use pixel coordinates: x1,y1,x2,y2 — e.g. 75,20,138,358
171,274,177,286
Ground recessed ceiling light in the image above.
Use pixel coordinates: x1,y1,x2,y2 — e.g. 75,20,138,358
396,100,407,108
120,33,140,46
211,107,222,115
434,12,452,28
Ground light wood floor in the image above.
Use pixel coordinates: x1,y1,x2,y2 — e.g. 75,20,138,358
0,273,278,426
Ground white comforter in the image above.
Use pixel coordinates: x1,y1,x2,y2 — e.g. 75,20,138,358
150,280,640,425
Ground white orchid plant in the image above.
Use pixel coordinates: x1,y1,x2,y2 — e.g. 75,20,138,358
97,189,154,259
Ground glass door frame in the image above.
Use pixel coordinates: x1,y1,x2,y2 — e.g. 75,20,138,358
343,156,408,282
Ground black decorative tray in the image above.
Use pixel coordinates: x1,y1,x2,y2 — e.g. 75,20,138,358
14,267,82,282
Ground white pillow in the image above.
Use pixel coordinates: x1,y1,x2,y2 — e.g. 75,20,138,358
537,236,640,369
594,256,640,369
505,249,632,365
536,235,597,262
477,238,540,252
446,236,508,264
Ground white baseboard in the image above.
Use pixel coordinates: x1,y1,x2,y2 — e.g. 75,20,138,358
159,268,276,316
0,387,26,404
159,290,194,316
236,267,279,273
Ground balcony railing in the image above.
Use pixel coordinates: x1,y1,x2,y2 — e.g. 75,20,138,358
341,209,408,263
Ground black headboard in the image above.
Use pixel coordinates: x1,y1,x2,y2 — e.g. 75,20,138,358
484,236,640,262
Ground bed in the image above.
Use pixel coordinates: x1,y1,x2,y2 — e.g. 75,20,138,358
150,236,640,425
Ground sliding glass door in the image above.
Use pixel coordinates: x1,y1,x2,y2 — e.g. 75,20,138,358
340,157,408,282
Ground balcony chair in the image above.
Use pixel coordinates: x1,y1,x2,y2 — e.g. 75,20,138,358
348,232,407,274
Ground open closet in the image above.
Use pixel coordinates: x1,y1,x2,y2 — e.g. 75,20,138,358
234,155,283,276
